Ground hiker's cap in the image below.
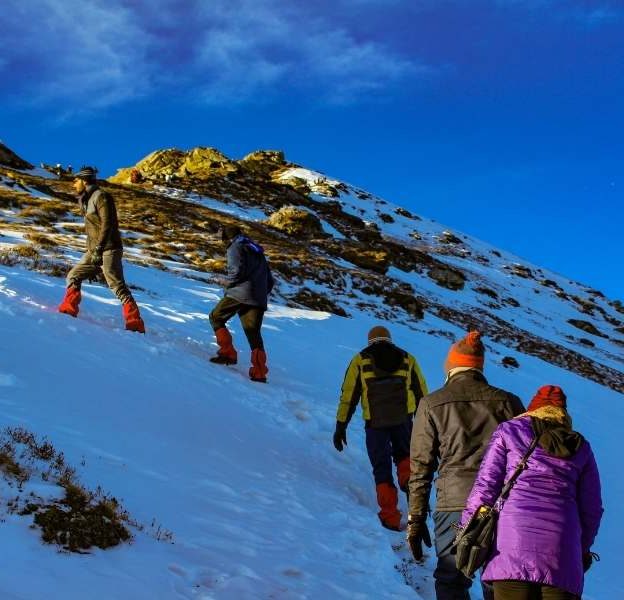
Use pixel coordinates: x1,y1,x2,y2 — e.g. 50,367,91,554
368,325,391,345
444,330,485,372
527,385,567,412
74,166,98,181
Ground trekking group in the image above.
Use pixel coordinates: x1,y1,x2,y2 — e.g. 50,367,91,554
58,165,603,600
57,166,273,382
333,327,603,600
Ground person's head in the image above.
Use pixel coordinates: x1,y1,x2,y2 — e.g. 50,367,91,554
72,165,97,193
367,325,391,345
527,385,567,412
444,330,485,374
221,225,242,244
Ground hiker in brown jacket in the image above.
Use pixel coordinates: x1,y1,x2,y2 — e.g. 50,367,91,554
58,166,145,333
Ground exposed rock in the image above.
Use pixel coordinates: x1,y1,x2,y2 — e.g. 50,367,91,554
475,286,498,300
279,176,311,196
610,300,624,315
379,212,395,224
439,231,462,245
240,150,286,178
570,295,597,315
109,147,238,184
568,319,606,338
290,287,347,317
340,246,390,274
241,150,285,165
384,288,424,320
0,143,33,170
428,265,466,291
265,206,324,238
540,279,561,289
505,263,534,279
395,207,420,220
311,177,340,198
578,338,595,347
502,356,519,369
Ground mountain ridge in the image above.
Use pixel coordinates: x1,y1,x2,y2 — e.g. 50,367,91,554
1,143,623,393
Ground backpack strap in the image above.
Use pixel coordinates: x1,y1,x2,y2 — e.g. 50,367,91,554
499,436,540,502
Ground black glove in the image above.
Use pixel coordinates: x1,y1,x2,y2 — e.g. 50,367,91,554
406,516,432,562
90,246,103,266
333,421,347,452
583,551,600,573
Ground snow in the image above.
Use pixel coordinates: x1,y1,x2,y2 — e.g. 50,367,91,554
0,254,620,599
153,186,269,223
0,165,620,599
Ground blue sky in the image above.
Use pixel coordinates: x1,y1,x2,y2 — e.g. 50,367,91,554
1,0,623,300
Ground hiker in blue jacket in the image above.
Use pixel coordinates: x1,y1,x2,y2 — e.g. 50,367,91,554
209,225,274,382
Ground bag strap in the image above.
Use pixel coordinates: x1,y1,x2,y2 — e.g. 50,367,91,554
498,435,540,503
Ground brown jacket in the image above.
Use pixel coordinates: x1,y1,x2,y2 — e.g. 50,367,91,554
82,185,122,252
408,369,524,516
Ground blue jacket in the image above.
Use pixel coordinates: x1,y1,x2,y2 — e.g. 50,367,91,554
225,235,274,309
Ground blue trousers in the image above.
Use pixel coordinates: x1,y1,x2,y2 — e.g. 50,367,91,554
364,420,412,488
434,510,494,600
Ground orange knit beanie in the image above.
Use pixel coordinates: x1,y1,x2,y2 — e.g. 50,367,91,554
444,331,485,372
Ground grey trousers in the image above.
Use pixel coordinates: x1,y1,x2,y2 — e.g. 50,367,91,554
434,511,494,600
66,249,133,304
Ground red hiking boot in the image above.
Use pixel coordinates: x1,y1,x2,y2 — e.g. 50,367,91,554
249,349,268,383
122,300,146,333
58,287,81,317
376,482,402,531
210,327,237,365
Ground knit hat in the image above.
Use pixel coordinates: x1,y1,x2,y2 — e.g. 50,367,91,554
74,165,98,182
444,331,485,372
527,385,567,412
368,325,391,345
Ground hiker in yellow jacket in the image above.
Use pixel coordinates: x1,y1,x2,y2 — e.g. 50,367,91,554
333,326,428,530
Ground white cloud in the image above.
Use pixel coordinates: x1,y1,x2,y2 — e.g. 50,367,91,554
580,7,622,26
1,0,154,111
0,0,429,112
191,0,426,105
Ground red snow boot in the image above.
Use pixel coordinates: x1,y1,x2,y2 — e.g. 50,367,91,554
249,349,268,383
58,286,81,317
210,327,237,365
376,482,402,531
122,300,146,333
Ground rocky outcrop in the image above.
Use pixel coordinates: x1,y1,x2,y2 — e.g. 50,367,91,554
0,143,33,170
290,287,347,317
109,147,238,184
568,319,606,338
427,265,466,291
240,150,286,178
265,206,324,238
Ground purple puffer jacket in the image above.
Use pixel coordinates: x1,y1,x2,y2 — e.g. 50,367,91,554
461,415,603,596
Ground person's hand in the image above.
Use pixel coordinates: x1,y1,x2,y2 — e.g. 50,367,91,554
406,516,432,562
90,247,103,266
333,421,347,452
583,551,600,572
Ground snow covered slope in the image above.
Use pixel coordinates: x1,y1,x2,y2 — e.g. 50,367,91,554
0,148,621,598
0,265,619,599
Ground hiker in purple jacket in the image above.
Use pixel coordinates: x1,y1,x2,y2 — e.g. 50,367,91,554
460,385,603,600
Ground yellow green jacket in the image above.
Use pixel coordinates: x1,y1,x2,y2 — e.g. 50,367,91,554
336,342,428,427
